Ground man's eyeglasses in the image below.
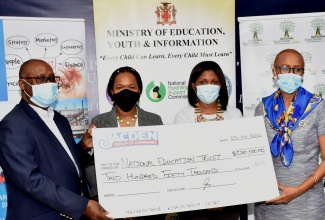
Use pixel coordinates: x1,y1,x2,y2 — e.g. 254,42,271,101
21,76,61,85
275,65,304,75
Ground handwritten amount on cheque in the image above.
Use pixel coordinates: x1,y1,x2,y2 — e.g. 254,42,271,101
99,133,266,183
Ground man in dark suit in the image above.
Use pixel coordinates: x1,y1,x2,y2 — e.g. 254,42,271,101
0,59,113,220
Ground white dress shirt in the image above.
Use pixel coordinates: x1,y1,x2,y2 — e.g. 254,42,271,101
29,105,80,176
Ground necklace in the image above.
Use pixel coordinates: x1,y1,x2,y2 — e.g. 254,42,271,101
194,102,224,122
116,112,138,125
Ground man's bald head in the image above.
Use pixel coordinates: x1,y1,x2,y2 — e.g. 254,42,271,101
19,59,51,78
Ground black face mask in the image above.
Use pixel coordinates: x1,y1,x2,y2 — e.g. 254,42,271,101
113,89,140,112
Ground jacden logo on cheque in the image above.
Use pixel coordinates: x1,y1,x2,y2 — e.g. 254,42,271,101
98,131,159,149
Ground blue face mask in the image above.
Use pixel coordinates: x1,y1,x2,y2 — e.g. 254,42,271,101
23,80,58,107
277,73,302,94
196,84,221,104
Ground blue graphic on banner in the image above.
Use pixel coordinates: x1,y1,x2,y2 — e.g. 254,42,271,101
0,172,7,219
0,20,8,101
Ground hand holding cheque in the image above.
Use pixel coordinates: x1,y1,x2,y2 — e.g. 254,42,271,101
92,116,279,218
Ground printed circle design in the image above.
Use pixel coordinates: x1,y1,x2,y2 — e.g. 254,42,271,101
146,81,166,102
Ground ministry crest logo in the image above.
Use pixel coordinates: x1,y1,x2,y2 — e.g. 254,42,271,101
155,2,177,26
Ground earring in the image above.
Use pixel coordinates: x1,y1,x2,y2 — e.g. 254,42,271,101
195,97,199,107
273,75,277,80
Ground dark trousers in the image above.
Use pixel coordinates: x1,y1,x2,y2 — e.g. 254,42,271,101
177,205,243,220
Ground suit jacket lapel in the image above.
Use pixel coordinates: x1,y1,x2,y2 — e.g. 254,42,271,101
104,106,118,127
137,106,149,126
53,114,82,177
19,100,79,177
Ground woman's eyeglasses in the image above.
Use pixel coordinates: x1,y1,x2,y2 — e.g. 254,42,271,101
275,65,304,75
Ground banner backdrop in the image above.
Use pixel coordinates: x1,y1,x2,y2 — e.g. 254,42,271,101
93,0,236,124
0,17,88,140
238,12,325,117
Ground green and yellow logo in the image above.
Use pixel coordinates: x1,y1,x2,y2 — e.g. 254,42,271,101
311,18,325,36
314,83,325,98
249,22,264,40
280,20,295,38
242,22,268,46
146,81,166,102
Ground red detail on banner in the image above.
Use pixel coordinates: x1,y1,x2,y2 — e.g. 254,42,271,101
0,173,5,184
155,2,177,26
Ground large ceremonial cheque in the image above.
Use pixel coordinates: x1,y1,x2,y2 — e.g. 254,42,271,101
92,116,278,218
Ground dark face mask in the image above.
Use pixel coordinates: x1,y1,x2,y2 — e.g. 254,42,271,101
113,89,140,112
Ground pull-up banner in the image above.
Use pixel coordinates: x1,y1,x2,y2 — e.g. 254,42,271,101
0,17,88,139
0,20,7,102
93,0,236,124
239,12,325,117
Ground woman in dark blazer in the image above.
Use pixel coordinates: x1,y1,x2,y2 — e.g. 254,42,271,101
81,66,164,220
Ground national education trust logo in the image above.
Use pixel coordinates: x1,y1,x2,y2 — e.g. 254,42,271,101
314,83,325,98
305,18,325,43
258,53,276,77
146,81,166,102
242,22,267,46
301,51,316,75
301,51,312,65
273,20,300,44
244,88,267,112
